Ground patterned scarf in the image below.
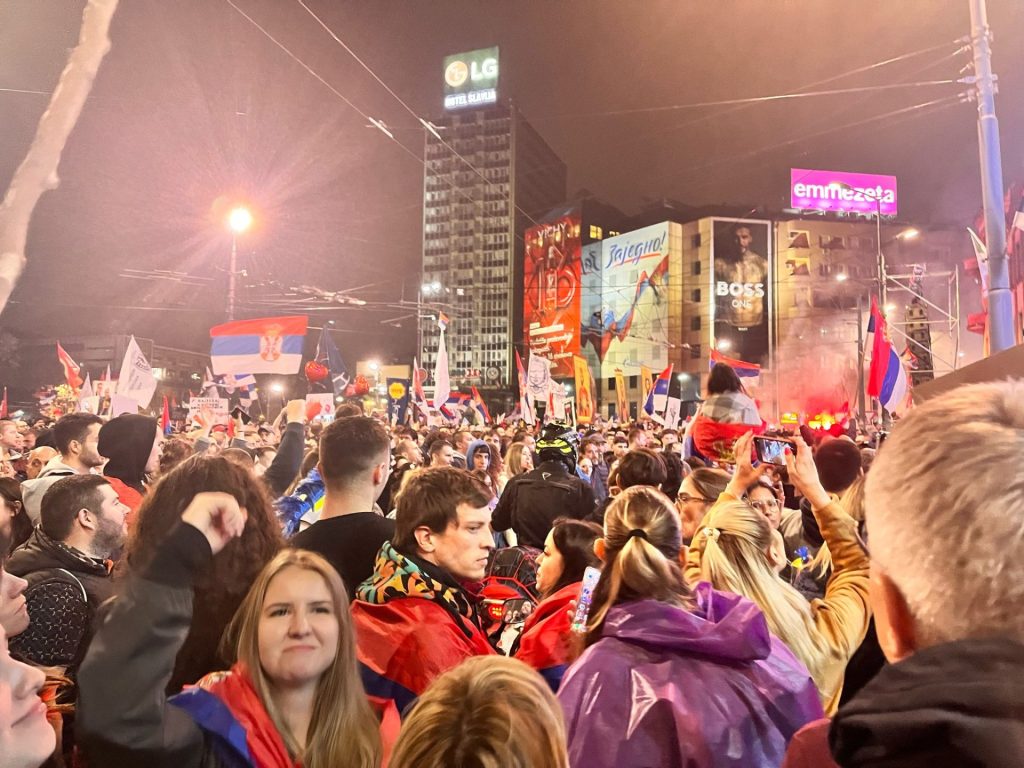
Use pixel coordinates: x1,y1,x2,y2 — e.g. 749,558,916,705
356,542,481,639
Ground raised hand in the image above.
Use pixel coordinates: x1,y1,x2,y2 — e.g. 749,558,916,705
181,492,247,555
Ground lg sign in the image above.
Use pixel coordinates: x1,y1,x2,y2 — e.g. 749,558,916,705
443,47,499,110
444,57,497,88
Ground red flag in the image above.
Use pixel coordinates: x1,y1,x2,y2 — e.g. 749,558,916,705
0,387,7,419
161,395,171,435
56,343,84,391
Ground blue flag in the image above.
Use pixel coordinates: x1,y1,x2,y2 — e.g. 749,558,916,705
315,328,351,398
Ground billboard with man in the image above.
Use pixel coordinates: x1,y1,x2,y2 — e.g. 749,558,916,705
711,219,772,368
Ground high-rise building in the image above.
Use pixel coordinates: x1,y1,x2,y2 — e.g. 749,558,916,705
419,101,566,393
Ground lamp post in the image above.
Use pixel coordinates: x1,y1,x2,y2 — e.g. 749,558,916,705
226,206,253,320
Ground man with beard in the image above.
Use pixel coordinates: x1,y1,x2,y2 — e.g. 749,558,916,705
21,413,104,524
7,475,126,671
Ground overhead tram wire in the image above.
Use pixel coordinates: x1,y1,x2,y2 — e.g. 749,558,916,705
222,0,517,248
294,0,542,229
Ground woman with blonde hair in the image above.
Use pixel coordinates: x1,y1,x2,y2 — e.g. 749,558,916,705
390,656,568,768
558,485,822,768
686,432,871,715
501,441,533,482
78,492,384,768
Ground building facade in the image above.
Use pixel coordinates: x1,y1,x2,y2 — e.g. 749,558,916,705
419,101,567,393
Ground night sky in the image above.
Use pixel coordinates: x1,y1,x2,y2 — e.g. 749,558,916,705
1,0,1022,364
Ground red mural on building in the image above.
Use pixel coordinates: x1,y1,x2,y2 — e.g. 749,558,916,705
523,213,581,378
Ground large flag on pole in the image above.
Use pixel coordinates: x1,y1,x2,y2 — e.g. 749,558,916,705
210,316,308,375
314,327,351,398
514,349,535,426
867,298,909,414
117,336,158,409
56,342,83,391
432,316,450,410
643,364,673,417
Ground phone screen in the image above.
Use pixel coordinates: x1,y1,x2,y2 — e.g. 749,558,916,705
754,436,792,466
570,566,602,634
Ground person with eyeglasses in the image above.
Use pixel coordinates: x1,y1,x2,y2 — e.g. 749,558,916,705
675,468,730,544
746,476,783,530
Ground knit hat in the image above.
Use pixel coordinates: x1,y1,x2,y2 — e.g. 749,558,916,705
98,414,159,492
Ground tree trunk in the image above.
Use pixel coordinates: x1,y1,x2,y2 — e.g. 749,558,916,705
0,0,120,315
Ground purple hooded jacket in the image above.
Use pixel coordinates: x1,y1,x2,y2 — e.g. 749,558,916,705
558,583,823,768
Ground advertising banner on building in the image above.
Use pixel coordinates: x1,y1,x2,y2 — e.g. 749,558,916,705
524,213,582,378
573,355,594,425
639,365,653,414
579,241,603,371
790,168,898,217
582,223,670,378
443,47,499,110
614,368,628,421
712,219,772,368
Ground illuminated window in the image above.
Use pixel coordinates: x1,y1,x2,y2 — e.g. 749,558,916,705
589,225,603,240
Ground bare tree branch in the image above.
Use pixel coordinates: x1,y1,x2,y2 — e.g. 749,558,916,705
0,0,120,315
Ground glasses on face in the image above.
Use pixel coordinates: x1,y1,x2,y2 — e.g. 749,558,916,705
677,493,710,505
749,499,780,512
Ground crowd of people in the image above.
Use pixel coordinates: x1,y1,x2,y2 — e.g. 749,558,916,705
1,365,1022,767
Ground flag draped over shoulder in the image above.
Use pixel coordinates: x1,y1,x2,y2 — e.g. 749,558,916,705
867,298,909,414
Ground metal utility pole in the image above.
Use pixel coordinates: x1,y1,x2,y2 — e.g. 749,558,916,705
969,0,1014,352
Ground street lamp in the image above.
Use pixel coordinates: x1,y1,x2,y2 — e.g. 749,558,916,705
716,339,732,352
226,206,253,320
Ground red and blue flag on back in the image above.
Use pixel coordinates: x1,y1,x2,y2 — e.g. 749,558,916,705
210,316,307,375
643,365,673,416
867,298,908,413
710,349,761,378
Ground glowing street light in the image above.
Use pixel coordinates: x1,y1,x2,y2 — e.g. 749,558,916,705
270,382,284,394
898,227,920,240
368,360,380,372
225,205,254,320
228,206,253,234
835,272,848,283
716,339,732,351
676,373,690,382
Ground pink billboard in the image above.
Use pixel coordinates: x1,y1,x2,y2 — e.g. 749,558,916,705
791,168,898,216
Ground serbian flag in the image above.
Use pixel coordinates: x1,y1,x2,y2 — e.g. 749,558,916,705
210,316,307,375
471,386,491,423
56,342,84,391
161,395,172,436
710,349,761,378
867,298,909,414
643,365,673,417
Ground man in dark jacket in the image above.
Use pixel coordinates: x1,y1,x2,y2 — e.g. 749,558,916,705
581,435,609,505
782,381,1024,768
493,422,595,548
8,475,124,670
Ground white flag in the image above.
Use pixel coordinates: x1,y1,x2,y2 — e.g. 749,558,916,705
117,335,157,409
431,329,450,411
79,373,94,402
527,353,552,400
967,227,989,296
665,396,682,430
1014,210,1024,232
548,379,565,423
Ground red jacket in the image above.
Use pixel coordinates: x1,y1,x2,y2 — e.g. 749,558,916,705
781,718,839,768
352,597,495,714
515,582,579,690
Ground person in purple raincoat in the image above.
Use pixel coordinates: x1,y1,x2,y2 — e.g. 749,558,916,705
558,485,823,768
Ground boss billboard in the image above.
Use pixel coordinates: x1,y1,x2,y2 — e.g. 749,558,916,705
443,47,499,110
711,218,772,368
523,214,582,378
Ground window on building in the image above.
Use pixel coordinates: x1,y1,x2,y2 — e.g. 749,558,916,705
607,377,616,391
691,233,702,249
690,316,702,331
691,288,701,302
690,344,702,359
628,375,638,388
589,224,603,240
693,260,702,275
788,230,810,249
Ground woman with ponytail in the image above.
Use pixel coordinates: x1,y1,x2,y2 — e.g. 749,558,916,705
686,432,871,716
557,486,822,768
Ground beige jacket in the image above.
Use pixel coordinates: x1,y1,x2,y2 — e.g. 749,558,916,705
685,491,871,715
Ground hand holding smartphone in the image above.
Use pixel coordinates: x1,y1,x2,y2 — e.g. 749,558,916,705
753,435,793,466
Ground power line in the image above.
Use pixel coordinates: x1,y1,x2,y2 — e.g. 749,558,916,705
293,0,542,229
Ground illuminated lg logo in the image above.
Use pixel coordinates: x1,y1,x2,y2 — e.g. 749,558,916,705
445,60,469,87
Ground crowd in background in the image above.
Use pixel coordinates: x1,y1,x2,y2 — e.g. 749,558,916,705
2,365,1023,767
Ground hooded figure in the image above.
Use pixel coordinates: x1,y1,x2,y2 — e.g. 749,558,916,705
558,583,822,768
98,414,159,515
